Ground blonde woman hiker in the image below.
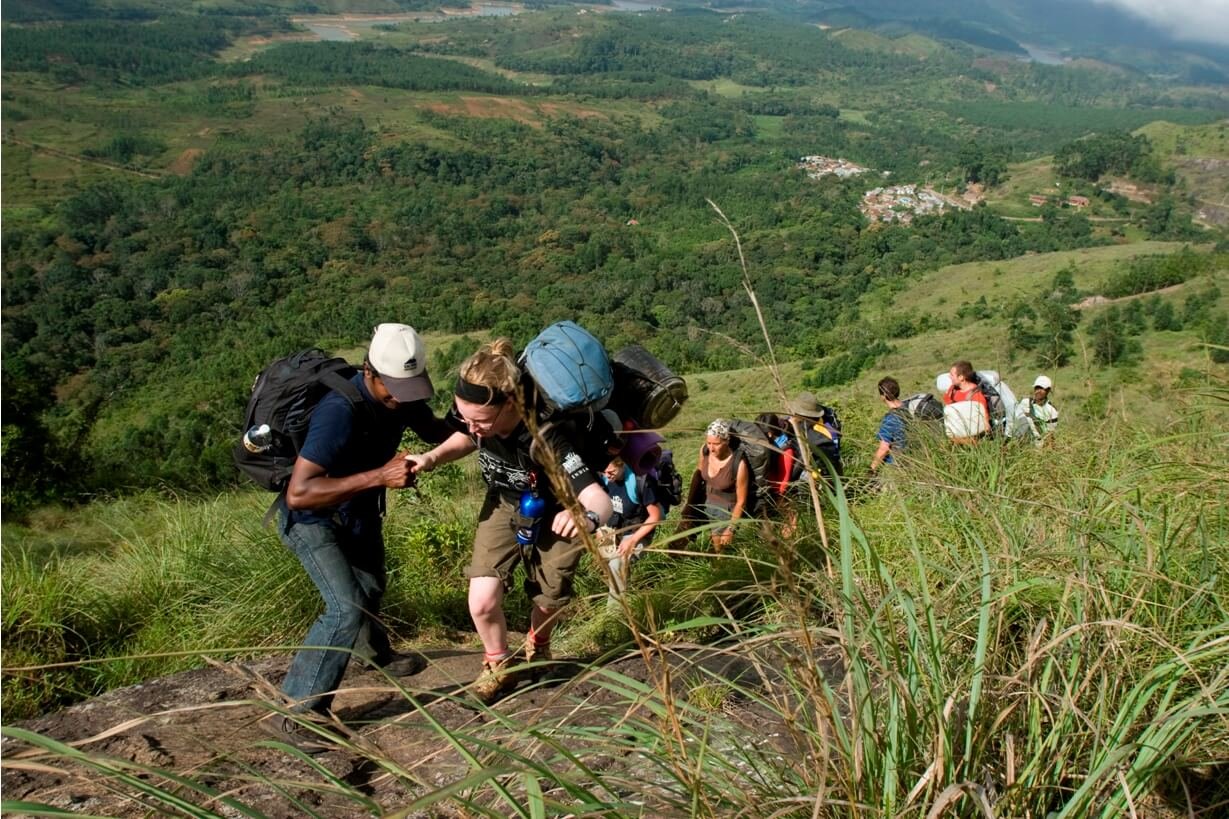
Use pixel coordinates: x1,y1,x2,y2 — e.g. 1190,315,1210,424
409,339,613,703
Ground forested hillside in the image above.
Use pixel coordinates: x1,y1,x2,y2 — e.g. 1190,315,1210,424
2,2,1226,509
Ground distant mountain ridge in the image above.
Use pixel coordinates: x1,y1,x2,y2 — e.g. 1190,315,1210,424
793,0,1229,81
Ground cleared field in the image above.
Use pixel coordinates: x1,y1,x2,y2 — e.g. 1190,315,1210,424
687,78,770,98
837,108,871,126
752,114,785,139
987,156,1062,216
1,72,660,205
864,241,1212,324
831,28,945,59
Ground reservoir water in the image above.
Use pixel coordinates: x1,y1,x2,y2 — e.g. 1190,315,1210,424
1020,43,1067,65
296,2,660,41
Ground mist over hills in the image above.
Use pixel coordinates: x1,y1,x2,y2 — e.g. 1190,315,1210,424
770,0,1229,81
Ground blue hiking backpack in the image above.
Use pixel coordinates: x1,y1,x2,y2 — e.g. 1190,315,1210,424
521,321,614,416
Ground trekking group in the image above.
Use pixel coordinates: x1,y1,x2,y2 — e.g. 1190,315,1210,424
235,321,1057,750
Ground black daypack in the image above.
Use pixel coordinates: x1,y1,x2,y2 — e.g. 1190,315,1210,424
977,378,1008,438
649,449,685,515
728,419,774,512
233,349,371,492
800,405,843,480
901,392,944,421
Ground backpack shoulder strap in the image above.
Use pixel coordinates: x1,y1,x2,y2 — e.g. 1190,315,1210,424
260,370,371,528
634,473,650,506
321,370,376,428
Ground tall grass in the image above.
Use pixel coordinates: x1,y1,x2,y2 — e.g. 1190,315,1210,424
0,466,479,718
4,362,1227,812
5,406,1227,815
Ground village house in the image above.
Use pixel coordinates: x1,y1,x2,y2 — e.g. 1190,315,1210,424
1029,194,1050,207
1066,195,1090,208
860,184,956,224
798,155,871,180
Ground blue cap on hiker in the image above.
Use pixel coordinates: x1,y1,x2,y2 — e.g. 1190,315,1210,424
369,323,434,403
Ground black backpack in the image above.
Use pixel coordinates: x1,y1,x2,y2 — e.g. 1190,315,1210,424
727,419,774,513
799,406,843,480
977,378,1008,438
901,392,944,421
648,449,684,515
233,349,371,492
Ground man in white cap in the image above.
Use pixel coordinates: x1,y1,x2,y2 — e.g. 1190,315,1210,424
266,323,452,751
1013,375,1058,446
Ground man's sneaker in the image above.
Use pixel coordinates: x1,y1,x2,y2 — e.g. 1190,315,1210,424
470,656,517,704
259,714,339,755
373,652,427,677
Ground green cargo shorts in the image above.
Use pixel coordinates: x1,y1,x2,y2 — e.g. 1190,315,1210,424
467,492,585,609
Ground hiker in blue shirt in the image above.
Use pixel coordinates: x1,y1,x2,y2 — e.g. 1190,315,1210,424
598,456,663,605
870,377,907,475
267,324,452,751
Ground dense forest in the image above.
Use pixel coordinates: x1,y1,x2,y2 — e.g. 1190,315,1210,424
2,2,1226,509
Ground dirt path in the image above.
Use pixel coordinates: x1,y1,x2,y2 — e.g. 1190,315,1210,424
1001,215,1129,222
1,640,804,816
4,137,163,180
1073,281,1191,310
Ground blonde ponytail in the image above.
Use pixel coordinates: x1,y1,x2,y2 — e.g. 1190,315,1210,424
458,339,520,397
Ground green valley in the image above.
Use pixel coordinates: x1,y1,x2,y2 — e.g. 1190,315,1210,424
2,2,1227,815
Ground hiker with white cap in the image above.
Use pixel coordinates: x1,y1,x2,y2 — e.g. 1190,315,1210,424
265,323,452,750
1012,375,1059,446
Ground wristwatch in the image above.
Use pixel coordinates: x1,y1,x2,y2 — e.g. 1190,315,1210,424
583,510,601,533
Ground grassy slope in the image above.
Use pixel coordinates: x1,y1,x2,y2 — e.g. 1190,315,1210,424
5,252,1227,723
981,118,1229,218
851,242,1229,432
1139,119,1229,221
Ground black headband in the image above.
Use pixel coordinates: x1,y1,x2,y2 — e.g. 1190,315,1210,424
455,377,508,406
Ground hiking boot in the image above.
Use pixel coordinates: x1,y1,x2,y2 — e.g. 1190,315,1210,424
522,641,552,683
470,656,517,704
524,640,551,664
259,714,339,755
372,652,427,677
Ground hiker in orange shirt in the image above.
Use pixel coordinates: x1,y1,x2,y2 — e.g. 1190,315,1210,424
942,361,993,444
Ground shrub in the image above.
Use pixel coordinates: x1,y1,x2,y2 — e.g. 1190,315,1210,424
804,341,891,388
1088,306,1141,366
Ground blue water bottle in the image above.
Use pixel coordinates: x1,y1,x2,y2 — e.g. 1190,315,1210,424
515,473,546,549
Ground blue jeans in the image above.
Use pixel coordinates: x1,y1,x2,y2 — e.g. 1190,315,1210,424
279,511,389,714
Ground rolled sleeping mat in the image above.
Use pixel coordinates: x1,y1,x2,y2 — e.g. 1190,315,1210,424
611,345,688,430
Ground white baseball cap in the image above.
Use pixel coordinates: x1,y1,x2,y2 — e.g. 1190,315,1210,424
1033,375,1053,390
368,323,433,403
